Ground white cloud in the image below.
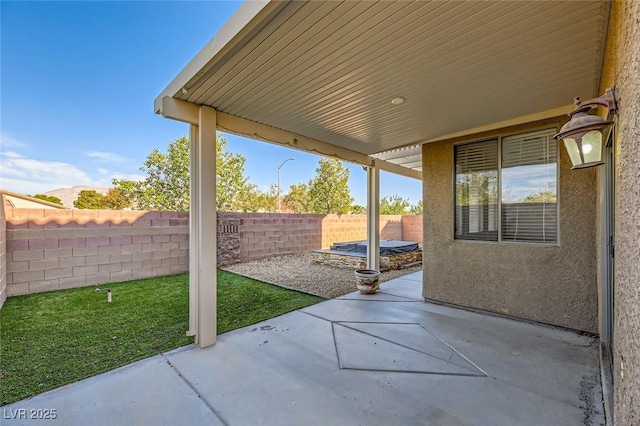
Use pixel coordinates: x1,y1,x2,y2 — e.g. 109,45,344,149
86,151,126,163
0,135,146,195
502,164,556,202
0,134,30,150
2,151,24,159
0,150,100,194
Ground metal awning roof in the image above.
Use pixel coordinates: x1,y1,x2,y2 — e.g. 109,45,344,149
156,0,610,175
371,145,423,172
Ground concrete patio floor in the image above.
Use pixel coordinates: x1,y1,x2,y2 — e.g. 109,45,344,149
3,272,604,425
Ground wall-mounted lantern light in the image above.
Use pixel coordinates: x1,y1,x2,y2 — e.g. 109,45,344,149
554,87,618,169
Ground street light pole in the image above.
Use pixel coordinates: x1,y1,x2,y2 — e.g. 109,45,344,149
277,157,295,212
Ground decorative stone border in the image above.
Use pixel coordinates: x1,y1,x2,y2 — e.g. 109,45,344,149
311,249,422,270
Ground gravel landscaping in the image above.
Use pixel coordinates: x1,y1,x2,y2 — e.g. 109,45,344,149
221,253,422,299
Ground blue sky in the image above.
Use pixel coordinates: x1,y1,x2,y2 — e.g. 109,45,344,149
0,1,421,206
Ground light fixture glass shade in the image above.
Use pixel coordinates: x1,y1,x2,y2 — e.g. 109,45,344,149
562,130,604,169
563,137,582,167
581,130,603,164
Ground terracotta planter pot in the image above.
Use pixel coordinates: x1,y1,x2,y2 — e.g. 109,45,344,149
354,269,380,294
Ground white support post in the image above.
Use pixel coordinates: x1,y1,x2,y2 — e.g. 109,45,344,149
367,163,380,270
187,124,199,339
197,106,217,348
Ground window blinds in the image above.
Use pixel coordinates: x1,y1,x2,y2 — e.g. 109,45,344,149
501,129,557,168
501,129,557,244
455,139,498,241
455,139,499,173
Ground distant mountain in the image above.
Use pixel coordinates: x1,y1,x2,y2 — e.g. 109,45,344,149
44,186,109,208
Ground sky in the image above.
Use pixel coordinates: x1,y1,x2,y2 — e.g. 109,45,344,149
0,1,422,207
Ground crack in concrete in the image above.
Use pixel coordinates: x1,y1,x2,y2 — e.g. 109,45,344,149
160,353,229,426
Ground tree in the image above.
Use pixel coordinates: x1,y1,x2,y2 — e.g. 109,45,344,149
217,138,253,211
350,205,366,214
409,200,423,215
284,183,311,213
523,190,557,203
455,171,497,206
113,134,252,211
380,194,411,215
239,184,278,213
308,158,353,215
72,188,131,210
32,194,63,205
235,184,259,212
74,190,107,209
104,188,132,209
113,136,190,211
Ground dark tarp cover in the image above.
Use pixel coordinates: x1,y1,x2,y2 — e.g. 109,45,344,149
330,240,419,256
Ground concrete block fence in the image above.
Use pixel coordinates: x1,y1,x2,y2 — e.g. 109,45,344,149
400,215,423,244
1,209,189,300
0,208,422,304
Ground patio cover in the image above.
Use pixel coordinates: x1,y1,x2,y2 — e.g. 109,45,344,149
155,0,610,347
156,0,610,169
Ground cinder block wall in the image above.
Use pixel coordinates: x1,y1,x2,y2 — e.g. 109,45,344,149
0,201,7,308
238,213,324,261
5,209,188,296
401,215,423,245
238,213,420,261
3,210,423,297
321,215,366,248
380,216,403,241
320,215,404,249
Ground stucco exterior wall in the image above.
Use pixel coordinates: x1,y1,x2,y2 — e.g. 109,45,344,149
422,120,598,333
599,1,640,424
3,194,67,209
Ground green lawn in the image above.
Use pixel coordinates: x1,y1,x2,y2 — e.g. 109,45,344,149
0,271,323,405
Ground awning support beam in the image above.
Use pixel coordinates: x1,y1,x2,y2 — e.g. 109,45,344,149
187,124,199,338
195,105,217,348
366,163,380,271
158,97,420,180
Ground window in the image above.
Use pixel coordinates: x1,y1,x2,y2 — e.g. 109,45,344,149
501,129,557,243
455,128,558,244
455,139,498,241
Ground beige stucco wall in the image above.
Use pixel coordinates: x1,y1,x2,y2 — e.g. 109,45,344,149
3,194,66,209
422,119,598,333
599,1,640,424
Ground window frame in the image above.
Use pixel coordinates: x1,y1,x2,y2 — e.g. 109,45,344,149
452,127,560,246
